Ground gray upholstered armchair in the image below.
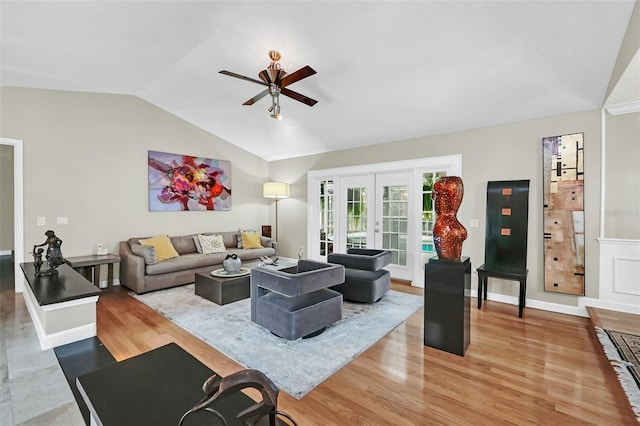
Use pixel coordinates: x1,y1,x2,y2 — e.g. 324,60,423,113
327,248,391,303
250,260,345,340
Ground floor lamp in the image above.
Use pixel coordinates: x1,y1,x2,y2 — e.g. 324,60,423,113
263,182,289,243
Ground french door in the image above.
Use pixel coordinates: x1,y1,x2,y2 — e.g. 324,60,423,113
339,172,414,280
307,154,462,287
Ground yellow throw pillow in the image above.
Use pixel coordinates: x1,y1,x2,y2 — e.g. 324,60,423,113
241,231,262,250
140,235,179,261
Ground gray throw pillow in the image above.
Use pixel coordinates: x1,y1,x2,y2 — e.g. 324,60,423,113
131,244,157,265
193,235,203,254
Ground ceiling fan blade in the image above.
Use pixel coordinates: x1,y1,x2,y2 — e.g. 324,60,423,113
281,87,318,107
243,89,269,106
219,70,267,86
280,66,316,88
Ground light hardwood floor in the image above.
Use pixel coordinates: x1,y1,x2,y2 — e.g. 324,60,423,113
96,283,638,425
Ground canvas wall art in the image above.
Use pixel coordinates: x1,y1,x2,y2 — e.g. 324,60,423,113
148,150,231,211
542,133,584,295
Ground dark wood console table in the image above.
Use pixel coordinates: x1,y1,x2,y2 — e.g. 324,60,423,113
65,254,120,289
77,343,287,425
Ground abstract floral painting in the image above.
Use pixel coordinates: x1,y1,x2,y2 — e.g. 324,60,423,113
148,150,231,211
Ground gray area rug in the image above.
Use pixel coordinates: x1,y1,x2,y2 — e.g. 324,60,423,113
132,285,423,399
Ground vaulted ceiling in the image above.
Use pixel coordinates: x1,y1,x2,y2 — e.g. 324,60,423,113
1,1,636,161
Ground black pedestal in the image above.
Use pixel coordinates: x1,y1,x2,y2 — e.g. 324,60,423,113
424,256,471,356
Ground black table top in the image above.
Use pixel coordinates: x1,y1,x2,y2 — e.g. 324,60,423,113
76,343,285,426
20,262,101,306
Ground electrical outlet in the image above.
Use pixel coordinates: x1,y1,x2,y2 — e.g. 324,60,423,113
37,217,46,226
57,216,68,225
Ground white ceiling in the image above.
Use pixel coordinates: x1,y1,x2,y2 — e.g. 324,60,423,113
1,1,636,161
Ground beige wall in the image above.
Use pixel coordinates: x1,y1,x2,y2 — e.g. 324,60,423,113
0,87,270,262
0,144,14,251
605,111,640,239
271,110,603,306
3,86,636,307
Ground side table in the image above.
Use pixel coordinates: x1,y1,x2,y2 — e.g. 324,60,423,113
65,254,120,289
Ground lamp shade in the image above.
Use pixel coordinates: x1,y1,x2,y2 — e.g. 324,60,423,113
263,182,290,199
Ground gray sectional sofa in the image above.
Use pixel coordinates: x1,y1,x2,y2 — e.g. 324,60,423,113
119,231,276,294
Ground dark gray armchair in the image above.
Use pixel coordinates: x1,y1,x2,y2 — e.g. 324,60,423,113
327,248,391,303
250,260,344,340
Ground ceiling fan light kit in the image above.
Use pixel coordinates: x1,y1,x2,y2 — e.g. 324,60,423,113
220,51,317,120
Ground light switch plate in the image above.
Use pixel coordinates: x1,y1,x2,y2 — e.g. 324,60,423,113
37,217,46,226
56,217,68,225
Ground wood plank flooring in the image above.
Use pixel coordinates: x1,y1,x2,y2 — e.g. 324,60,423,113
96,283,638,425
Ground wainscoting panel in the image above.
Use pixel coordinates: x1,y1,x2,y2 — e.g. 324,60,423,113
598,238,640,311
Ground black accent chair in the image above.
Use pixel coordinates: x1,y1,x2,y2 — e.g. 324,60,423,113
327,248,391,303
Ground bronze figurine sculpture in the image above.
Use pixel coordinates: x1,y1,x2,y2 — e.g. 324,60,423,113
33,230,64,276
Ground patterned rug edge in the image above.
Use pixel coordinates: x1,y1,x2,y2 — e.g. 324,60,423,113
595,327,640,422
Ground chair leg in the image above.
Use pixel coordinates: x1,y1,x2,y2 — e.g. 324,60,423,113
477,274,483,309
518,279,525,318
483,277,488,300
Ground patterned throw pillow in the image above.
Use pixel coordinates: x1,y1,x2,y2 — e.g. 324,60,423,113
241,231,263,249
197,234,226,254
139,235,179,261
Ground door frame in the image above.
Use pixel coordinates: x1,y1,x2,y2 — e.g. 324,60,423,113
307,154,462,286
1,138,25,293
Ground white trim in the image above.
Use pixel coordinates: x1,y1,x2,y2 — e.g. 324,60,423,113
600,108,606,238
307,154,462,179
579,297,640,316
599,237,640,246
41,295,100,312
605,100,640,115
478,291,589,318
1,138,24,293
0,250,11,256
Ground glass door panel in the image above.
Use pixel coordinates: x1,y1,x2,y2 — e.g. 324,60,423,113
376,172,413,280
319,179,334,257
340,175,375,253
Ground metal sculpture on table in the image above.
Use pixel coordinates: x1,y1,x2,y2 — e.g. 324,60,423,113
32,230,64,276
179,369,298,426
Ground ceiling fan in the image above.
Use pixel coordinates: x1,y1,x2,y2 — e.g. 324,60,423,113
219,51,317,120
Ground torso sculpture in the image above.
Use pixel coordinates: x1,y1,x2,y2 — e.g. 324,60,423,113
432,176,467,261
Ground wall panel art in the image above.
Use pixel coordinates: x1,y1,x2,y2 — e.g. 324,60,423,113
542,133,584,295
148,150,231,211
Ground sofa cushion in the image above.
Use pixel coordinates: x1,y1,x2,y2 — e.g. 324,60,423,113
140,235,179,261
198,234,226,254
170,234,197,255
145,252,227,276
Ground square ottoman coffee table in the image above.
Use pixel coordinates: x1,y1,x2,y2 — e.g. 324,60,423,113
195,260,298,306
195,268,252,305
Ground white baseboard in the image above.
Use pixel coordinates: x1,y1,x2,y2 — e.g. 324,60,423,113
579,297,640,316
0,250,12,256
478,291,589,318
98,278,120,289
